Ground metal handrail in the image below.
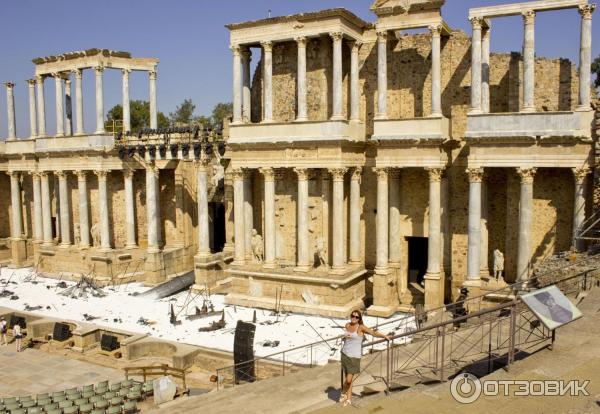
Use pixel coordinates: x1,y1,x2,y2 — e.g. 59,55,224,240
215,256,598,388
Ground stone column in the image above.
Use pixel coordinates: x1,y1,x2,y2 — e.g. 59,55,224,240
466,168,483,284
349,168,362,264
388,169,401,266
122,69,131,132
40,172,53,246
572,167,589,251
260,168,276,268
36,76,47,137
223,172,235,254
196,160,211,257
145,166,160,253
295,168,310,271
261,41,274,123
516,168,536,284
232,45,243,124
65,78,72,136
124,169,137,249
232,169,246,265
350,41,361,121
9,172,23,239
374,168,389,272
57,171,71,247
469,17,483,114
480,179,490,277
330,168,347,271
522,11,536,112
32,173,43,243
94,67,105,134
5,83,16,140
481,25,491,113
74,69,84,135
27,79,38,138
149,70,157,129
430,25,442,116
54,75,65,137
331,32,344,120
296,37,308,121
241,48,252,122
75,171,90,248
376,30,388,119
578,5,595,110
243,170,254,261
95,170,111,251
424,168,444,309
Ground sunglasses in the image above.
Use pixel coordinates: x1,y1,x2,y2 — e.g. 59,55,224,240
351,315,359,319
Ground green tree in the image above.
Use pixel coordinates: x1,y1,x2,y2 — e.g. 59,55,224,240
169,98,196,126
193,115,212,128
592,55,600,88
211,102,233,128
106,100,168,132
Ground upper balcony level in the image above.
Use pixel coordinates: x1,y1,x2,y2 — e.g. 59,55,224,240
465,0,595,144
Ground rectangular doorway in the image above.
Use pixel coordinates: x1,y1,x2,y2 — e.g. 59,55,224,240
406,236,428,286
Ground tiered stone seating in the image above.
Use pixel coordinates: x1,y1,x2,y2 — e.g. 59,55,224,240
0,379,152,414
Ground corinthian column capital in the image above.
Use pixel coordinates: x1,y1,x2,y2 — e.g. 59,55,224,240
579,4,595,19
517,167,536,184
294,167,308,181
427,167,444,182
330,168,347,181
522,10,536,25
469,17,483,30
429,24,443,37
259,167,275,181
466,167,484,183
261,41,273,53
572,167,590,183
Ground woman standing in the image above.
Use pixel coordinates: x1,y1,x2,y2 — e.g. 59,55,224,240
340,310,390,407
13,322,22,352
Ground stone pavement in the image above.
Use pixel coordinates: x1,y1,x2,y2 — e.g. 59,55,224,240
0,347,124,398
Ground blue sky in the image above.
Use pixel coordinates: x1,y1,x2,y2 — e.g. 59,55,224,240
0,0,598,138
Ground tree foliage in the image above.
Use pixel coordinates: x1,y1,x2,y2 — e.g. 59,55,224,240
169,98,196,126
210,102,233,128
106,100,168,132
592,55,600,88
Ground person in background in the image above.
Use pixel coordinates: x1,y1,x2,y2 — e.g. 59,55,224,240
340,310,390,407
0,317,7,345
13,322,22,352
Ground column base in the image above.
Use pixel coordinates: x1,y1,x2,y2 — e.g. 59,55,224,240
423,272,442,310
294,265,310,273
125,244,138,250
374,266,390,276
329,266,346,275
575,105,592,112
479,267,490,279
330,115,345,121
520,107,535,113
99,247,113,253
262,261,276,269
94,130,106,135
79,244,90,250
146,247,161,254
374,114,388,120
55,133,65,138
74,132,86,136
294,117,308,122
59,243,72,249
468,108,483,115
231,259,246,266
261,119,274,124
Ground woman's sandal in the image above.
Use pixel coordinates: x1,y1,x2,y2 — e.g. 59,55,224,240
343,399,352,407
339,393,347,404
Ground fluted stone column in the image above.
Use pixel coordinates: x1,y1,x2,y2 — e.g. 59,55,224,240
74,69,84,135
424,168,444,309
57,171,71,247
124,169,137,249
232,45,243,124
480,180,489,277
232,169,246,265
122,69,131,132
481,25,491,113
54,75,65,137
388,170,401,266
149,70,157,129
65,78,72,136
9,172,23,239
261,168,276,268
374,168,389,272
94,67,105,134
242,48,252,122
262,41,273,122
243,170,254,261
350,41,361,121
296,37,308,121
522,11,536,112
95,170,111,251
516,168,536,284
75,171,90,248
578,5,595,110
295,168,310,271
40,172,53,246
331,32,344,120
36,76,47,137
376,31,388,119
470,17,483,114
196,160,211,257
27,80,38,138
349,168,362,264
5,83,16,140
430,25,442,116
572,168,589,251
32,173,43,243
466,168,483,284
145,166,160,253
331,168,347,271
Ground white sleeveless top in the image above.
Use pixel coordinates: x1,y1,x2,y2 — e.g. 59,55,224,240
341,328,362,359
